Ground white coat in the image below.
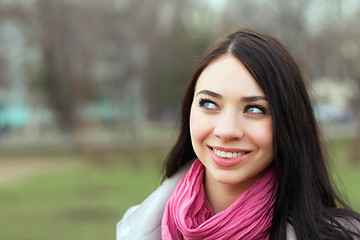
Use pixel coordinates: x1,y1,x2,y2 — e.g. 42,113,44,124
116,163,191,240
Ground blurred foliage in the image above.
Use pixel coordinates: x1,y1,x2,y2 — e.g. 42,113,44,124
1,0,359,129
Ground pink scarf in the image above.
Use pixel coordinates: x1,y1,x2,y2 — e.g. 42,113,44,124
161,159,278,240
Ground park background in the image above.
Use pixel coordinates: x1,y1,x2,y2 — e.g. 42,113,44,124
0,0,359,239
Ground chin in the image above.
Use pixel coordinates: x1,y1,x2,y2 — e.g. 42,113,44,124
211,169,247,185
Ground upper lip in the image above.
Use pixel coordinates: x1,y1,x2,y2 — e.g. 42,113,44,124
209,145,251,153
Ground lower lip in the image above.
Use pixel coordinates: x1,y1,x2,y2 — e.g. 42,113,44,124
209,148,249,168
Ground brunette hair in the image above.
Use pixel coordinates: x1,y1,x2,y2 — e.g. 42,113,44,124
163,29,360,239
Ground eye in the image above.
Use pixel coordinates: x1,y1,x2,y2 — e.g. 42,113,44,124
198,98,218,110
244,104,267,115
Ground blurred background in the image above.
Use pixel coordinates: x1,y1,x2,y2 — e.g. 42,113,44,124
0,0,359,239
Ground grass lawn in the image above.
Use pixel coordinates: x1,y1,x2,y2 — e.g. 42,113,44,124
0,152,164,240
328,139,360,211
0,139,359,240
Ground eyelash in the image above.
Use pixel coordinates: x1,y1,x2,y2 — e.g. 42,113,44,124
198,98,267,115
244,103,267,115
198,98,218,110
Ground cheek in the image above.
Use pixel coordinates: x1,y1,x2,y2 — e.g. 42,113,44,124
189,107,212,145
247,120,273,150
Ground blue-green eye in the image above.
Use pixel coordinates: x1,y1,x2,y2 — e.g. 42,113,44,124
244,104,267,115
199,98,218,110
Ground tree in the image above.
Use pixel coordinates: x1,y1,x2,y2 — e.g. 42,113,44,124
36,0,100,131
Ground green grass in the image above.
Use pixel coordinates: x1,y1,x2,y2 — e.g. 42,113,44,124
0,139,359,240
0,152,164,240
334,166,360,210
327,139,360,211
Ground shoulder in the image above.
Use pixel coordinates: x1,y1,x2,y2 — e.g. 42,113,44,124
286,224,297,240
286,217,360,240
335,217,360,237
116,161,193,240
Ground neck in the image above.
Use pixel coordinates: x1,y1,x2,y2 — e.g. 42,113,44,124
204,184,239,214
204,171,262,214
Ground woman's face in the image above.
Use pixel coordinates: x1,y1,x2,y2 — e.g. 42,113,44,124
190,55,274,194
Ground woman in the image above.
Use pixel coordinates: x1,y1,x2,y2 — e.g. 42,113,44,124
117,29,360,239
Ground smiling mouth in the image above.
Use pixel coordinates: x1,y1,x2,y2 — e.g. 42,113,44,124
210,147,250,158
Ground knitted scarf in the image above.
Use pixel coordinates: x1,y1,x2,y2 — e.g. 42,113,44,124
161,159,278,240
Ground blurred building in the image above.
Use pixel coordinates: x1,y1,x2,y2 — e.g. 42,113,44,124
312,77,358,123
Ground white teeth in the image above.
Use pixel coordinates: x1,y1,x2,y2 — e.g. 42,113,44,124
213,148,246,158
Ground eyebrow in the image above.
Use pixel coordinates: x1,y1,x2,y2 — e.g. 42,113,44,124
196,90,222,99
195,90,267,102
241,96,267,102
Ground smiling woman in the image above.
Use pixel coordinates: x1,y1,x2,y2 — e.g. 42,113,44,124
189,55,274,214
116,29,360,240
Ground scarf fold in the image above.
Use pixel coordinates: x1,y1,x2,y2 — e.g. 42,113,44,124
161,159,278,240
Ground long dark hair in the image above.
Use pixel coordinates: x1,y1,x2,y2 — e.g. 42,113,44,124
163,29,360,239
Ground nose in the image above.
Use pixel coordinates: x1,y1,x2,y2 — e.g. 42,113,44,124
213,109,244,141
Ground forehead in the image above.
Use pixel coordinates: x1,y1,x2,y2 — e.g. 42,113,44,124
194,55,264,97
